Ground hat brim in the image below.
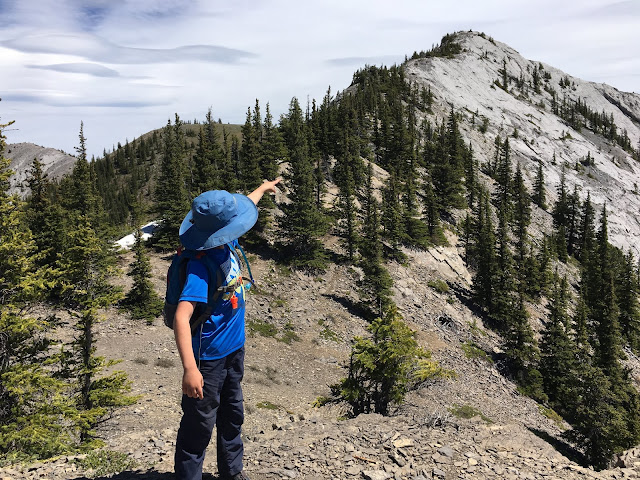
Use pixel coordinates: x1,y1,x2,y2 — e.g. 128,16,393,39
179,193,258,250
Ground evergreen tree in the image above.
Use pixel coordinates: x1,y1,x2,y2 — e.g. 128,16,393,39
24,158,65,270
591,206,625,381
552,166,569,262
0,121,74,461
464,143,478,208
576,192,595,263
252,103,285,235
533,235,553,297
540,275,577,411
334,136,359,262
492,198,517,331
566,185,580,257
154,115,190,250
617,252,640,351
533,161,547,210
402,153,429,249
512,163,531,269
59,122,104,226
503,293,546,402
192,110,224,194
430,114,465,211
493,137,512,219
422,178,447,246
359,162,394,316
278,98,328,270
56,128,137,445
121,211,163,321
260,103,284,188
331,307,449,416
469,189,497,311
380,171,406,261
240,103,263,192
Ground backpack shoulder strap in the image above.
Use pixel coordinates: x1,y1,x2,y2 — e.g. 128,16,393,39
188,253,225,335
227,241,256,288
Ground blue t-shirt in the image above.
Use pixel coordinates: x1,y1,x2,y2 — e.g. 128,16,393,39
179,244,246,360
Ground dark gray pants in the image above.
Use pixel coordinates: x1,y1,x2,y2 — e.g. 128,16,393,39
174,347,245,480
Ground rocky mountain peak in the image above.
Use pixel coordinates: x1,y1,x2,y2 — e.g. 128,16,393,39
406,30,640,258
5,142,76,196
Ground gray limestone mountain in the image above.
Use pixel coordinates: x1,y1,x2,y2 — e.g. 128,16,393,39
404,31,640,258
5,142,76,196
3,31,640,480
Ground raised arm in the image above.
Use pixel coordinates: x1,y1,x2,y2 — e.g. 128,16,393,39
247,178,281,206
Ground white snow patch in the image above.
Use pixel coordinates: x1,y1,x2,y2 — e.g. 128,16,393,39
115,221,159,250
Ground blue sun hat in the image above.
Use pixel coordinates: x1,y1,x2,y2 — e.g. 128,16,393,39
179,190,258,250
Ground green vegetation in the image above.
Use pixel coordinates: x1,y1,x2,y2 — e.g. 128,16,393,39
448,404,493,423
410,33,462,59
247,319,278,338
320,326,340,342
538,405,565,430
74,450,137,478
0,121,137,464
428,279,450,294
330,307,453,416
461,341,492,363
256,401,280,410
279,321,300,344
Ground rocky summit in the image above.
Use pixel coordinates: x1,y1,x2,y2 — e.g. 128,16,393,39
405,31,640,258
5,142,75,196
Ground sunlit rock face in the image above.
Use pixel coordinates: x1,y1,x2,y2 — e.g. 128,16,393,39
405,31,640,258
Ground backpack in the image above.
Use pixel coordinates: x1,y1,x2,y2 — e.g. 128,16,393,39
163,243,254,335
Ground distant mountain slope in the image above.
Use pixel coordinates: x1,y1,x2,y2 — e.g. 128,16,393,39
6,142,76,196
405,31,640,257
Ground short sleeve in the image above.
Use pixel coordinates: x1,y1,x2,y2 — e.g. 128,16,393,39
179,260,209,303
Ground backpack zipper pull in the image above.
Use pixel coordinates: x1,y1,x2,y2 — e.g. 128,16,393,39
230,293,238,309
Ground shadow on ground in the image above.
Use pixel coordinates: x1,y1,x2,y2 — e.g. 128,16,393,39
528,427,587,467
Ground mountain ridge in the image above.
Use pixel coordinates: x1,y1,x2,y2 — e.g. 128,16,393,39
405,30,640,258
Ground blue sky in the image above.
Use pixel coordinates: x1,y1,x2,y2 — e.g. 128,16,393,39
1,0,639,157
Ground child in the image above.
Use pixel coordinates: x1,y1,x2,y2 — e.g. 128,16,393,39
174,179,280,480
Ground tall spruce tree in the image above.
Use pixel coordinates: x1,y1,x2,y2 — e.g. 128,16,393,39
121,212,163,322
492,198,517,331
57,125,137,445
24,158,65,271
552,166,570,262
154,115,190,250
532,161,547,210
617,252,640,351
278,98,327,270
359,162,394,316
0,121,75,461
512,163,531,273
334,133,359,262
240,104,263,192
540,275,577,412
469,188,497,311
381,171,406,262
503,292,546,401
422,177,446,246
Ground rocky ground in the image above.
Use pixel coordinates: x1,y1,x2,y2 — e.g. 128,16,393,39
3,241,640,480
